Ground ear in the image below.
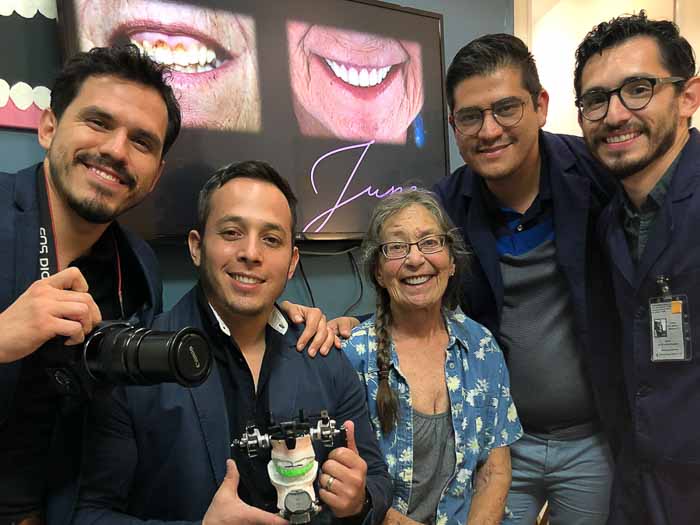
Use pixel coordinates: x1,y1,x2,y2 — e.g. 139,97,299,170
375,266,385,288
287,246,300,280
448,113,456,133
148,160,166,192
188,229,203,268
679,76,700,121
37,108,58,150
535,89,549,129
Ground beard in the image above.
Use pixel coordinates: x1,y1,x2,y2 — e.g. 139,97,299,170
48,148,135,224
585,109,679,181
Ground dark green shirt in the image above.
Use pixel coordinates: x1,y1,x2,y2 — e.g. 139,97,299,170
621,154,680,265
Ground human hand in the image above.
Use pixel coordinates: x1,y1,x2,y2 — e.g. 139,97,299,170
0,267,102,364
318,421,368,518
328,317,361,341
279,300,337,357
203,459,289,525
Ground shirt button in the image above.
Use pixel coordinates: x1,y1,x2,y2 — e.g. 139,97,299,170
635,306,646,319
516,224,524,232
449,362,456,369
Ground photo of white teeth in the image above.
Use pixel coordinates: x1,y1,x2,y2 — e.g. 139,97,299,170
132,39,220,73
324,58,392,88
0,0,57,19
0,79,51,111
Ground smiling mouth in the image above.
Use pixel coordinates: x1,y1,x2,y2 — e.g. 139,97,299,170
323,58,393,88
605,131,641,144
230,273,263,285
402,275,432,285
112,27,231,74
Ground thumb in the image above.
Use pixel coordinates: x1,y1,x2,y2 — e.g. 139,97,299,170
222,458,240,491
343,420,359,454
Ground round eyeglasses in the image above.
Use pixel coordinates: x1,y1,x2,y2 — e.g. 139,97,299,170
452,97,527,136
380,234,447,260
576,76,686,121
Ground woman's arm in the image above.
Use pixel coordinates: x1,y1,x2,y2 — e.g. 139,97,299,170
466,446,512,525
382,508,424,525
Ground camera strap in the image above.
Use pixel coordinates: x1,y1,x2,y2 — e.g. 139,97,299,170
36,167,125,319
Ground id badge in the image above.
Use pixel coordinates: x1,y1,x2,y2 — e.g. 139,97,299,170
649,295,692,362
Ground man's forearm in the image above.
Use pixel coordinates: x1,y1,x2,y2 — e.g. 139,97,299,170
466,448,511,525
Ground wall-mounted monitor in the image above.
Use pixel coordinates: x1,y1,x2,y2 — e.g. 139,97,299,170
58,0,448,240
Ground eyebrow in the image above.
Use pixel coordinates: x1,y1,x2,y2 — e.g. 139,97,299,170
581,74,655,94
79,106,163,151
456,96,522,113
217,215,289,236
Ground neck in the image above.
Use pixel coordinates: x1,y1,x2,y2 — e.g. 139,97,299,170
390,302,445,340
219,306,269,354
621,126,689,209
485,152,542,213
43,160,110,269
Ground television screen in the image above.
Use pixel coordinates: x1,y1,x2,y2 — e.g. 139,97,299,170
58,0,448,240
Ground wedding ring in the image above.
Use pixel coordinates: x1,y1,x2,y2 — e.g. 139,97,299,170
325,475,335,491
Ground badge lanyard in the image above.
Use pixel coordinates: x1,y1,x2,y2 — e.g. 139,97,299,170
36,168,126,319
649,275,692,363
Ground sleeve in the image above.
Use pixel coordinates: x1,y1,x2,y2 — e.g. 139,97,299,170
72,387,198,525
486,338,523,450
331,350,392,525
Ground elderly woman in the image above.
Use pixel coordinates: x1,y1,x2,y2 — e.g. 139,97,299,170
343,189,522,525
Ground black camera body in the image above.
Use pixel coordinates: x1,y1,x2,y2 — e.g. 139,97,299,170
42,321,212,399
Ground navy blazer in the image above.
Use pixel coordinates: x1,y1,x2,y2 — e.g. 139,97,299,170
0,164,163,524
599,129,700,524
73,287,392,525
433,131,625,448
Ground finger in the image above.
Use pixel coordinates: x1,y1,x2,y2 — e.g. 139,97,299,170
280,301,305,324
223,458,240,491
344,420,359,454
50,301,92,337
306,316,331,357
246,506,289,525
296,310,324,352
334,334,342,350
317,327,336,357
338,317,360,338
46,267,90,292
51,292,102,333
50,318,87,346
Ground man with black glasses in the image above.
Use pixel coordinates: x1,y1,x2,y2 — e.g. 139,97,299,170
432,34,622,524
575,12,700,524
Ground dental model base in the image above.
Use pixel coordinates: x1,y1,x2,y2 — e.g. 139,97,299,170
232,410,346,524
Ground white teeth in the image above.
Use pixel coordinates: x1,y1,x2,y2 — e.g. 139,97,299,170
90,168,119,184
324,58,392,88
404,276,431,285
133,39,221,72
0,79,52,111
606,132,638,144
233,274,261,284
0,0,57,19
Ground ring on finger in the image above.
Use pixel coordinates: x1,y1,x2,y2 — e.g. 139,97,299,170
325,475,335,491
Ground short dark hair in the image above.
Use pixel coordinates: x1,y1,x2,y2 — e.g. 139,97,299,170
574,11,696,99
445,33,543,112
50,45,181,156
196,160,298,241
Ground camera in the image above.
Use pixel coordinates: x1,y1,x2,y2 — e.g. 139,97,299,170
42,321,212,398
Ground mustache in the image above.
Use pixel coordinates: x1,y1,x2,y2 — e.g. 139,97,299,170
76,152,136,188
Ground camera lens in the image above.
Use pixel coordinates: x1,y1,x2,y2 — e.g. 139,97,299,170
83,323,211,387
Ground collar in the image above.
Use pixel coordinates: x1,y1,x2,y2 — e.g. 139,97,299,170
207,302,288,337
620,149,681,217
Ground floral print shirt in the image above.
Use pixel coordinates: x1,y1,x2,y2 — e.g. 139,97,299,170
342,308,523,525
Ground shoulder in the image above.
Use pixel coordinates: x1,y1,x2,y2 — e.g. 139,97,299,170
432,165,474,205
446,308,504,361
151,287,201,330
342,317,377,364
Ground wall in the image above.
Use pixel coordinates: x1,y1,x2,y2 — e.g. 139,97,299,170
0,0,513,319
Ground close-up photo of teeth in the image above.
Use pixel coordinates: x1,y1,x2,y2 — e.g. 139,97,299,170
323,59,392,88
133,39,221,74
0,0,57,19
0,79,51,129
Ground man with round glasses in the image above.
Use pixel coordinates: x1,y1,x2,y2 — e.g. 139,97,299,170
574,12,700,525
431,33,621,524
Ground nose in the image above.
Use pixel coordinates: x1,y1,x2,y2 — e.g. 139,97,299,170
477,110,502,141
604,92,633,127
237,236,263,265
98,127,130,161
403,243,426,266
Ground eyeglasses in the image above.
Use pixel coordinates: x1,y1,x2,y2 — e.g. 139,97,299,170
380,234,447,260
452,97,527,136
576,76,685,121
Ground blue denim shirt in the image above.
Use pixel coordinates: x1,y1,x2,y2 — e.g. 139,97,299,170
343,308,523,525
